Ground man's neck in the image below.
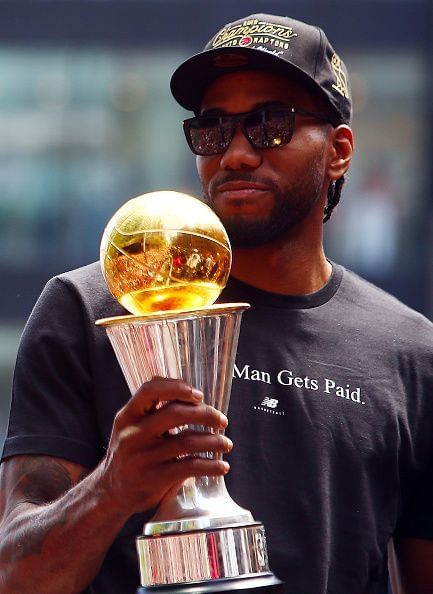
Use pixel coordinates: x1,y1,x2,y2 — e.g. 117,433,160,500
230,241,332,296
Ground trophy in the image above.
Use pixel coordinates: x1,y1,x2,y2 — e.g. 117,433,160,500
96,191,283,594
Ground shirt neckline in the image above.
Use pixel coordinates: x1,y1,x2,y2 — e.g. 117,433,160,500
222,261,344,310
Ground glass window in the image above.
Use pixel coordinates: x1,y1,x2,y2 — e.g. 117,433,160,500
0,47,193,273
325,50,427,311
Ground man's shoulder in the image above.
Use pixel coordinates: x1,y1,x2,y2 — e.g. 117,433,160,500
46,261,124,319
57,261,104,290
339,265,433,340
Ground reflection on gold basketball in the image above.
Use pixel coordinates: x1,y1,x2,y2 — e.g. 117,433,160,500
100,191,232,315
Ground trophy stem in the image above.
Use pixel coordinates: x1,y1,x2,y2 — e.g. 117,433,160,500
145,475,253,534
98,303,255,534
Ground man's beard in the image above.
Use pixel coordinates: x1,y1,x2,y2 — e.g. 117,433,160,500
201,154,326,248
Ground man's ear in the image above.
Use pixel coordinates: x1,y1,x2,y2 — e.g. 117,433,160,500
327,125,354,181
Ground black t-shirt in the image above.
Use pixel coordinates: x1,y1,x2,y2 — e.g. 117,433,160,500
3,261,433,594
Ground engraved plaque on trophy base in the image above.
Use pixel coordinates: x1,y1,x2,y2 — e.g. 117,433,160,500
136,522,283,594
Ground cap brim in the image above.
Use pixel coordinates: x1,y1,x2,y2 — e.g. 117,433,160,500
171,46,333,117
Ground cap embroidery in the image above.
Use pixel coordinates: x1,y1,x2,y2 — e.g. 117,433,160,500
212,19,297,51
331,54,349,99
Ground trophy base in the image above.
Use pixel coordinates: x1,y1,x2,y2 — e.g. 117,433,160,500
136,573,284,594
137,523,274,587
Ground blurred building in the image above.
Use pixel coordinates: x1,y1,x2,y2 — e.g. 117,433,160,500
0,0,432,443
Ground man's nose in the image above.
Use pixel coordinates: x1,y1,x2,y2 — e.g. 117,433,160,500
219,125,262,170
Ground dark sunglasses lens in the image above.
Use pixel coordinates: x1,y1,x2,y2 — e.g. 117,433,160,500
245,109,293,149
187,116,233,155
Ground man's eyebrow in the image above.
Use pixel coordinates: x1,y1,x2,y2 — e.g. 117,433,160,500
199,100,289,117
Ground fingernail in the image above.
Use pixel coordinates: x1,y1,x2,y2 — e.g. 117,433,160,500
225,437,233,451
219,412,228,427
191,388,203,402
221,461,230,474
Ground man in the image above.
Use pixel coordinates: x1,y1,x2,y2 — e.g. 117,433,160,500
1,12,433,594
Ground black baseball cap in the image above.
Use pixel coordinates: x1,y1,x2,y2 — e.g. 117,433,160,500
171,13,352,125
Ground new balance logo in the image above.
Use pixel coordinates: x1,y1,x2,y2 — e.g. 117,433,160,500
254,397,285,416
261,397,279,408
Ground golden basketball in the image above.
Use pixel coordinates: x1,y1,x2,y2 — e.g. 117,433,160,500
100,190,231,315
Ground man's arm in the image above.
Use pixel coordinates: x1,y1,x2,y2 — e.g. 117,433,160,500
0,378,232,594
389,537,433,594
0,455,121,593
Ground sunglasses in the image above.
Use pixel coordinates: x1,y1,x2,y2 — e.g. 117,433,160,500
183,106,333,156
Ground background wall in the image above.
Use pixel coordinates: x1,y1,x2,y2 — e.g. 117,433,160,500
1,0,432,445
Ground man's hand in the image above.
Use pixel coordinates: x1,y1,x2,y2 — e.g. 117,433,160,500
100,377,232,514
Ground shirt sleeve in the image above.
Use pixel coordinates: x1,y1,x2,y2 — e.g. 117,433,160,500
1,276,102,468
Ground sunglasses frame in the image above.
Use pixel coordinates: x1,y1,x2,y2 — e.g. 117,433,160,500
183,106,334,156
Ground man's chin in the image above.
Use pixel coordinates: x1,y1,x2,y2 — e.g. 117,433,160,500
224,221,292,248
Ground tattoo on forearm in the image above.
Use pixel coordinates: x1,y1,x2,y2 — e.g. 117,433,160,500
1,458,76,561
18,458,74,504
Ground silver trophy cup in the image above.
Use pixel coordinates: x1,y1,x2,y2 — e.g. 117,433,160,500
97,303,283,594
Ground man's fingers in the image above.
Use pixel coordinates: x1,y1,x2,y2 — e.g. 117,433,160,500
117,377,204,423
114,407,229,457
151,430,233,461
146,402,228,436
159,457,231,483
111,402,229,464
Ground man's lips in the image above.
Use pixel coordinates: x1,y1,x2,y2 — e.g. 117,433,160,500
216,180,271,200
